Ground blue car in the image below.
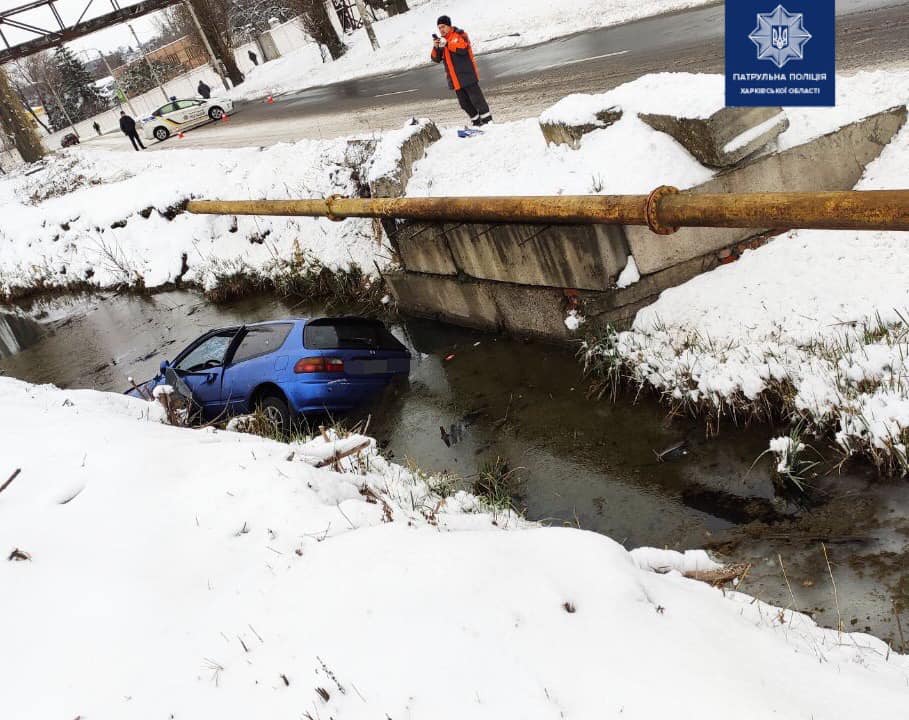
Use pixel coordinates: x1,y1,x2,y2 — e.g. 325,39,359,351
127,317,411,429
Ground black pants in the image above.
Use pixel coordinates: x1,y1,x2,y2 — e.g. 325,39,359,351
128,132,145,151
455,84,491,123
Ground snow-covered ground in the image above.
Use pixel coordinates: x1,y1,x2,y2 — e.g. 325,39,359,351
407,69,909,196
2,375,908,717
0,122,432,299
584,87,909,473
2,69,906,301
231,0,716,102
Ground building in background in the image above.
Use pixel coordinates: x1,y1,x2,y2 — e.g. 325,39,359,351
112,35,207,82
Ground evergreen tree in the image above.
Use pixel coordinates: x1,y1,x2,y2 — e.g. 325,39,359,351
51,46,108,123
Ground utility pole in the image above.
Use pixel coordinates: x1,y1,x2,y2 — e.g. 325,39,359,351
183,0,230,92
354,0,380,51
78,48,137,116
127,22,169,102
43,73,79,138
94,49,138,116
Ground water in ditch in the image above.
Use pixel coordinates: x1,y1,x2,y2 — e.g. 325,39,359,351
2,289,908,648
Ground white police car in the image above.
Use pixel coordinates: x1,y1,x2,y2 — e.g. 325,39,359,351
140,96,234,141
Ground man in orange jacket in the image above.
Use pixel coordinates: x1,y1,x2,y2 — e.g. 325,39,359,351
431,15,493,126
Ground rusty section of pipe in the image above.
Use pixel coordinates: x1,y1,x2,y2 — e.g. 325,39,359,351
185,188,909,232
186,195,648,225
659,190,909,231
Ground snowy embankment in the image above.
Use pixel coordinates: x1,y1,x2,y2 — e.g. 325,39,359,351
583,73,909,475
0,122,431,301
2,376,908,717
3,70,905,303
231,0,715,102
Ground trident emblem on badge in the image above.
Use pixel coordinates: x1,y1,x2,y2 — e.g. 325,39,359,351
771,25,789,49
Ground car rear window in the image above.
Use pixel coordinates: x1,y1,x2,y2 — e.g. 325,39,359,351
304,319,405,351
232,323,293,363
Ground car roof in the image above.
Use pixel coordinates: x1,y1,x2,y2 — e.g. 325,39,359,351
211,317,385,332
205,317,389,331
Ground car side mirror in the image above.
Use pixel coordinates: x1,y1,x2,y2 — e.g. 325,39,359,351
159,360,170,376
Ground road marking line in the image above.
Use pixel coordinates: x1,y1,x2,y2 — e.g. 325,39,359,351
374,88,420,98
539,50,629,71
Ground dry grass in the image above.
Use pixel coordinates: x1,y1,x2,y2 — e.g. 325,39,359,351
582,314,909,478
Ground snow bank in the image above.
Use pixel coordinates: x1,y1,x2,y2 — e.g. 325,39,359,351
539,74,725,125
0,124,423,299
780,69,909,149
231,0,716,102
406,115,714,197
540,70,909,146
586,104,909,472
364,118,433,184
2,375,908,717
4,70,906,302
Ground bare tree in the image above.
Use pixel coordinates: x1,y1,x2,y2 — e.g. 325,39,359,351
297,0,347,60
13,53,59,132
228,0,297,43
0,64,46,163
186,0,245,85
153,4,194,44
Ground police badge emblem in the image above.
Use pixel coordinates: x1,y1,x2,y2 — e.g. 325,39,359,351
749,5,812,68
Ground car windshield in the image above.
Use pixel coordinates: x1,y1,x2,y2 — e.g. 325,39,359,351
175,331,236,372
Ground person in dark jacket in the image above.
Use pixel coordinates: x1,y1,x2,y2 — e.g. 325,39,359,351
430,15,492,126
248,49,259,66
92,120,102,135
119,111,145,151
197,80,212,99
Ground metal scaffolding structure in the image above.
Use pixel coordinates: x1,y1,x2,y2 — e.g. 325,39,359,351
0,0,178,64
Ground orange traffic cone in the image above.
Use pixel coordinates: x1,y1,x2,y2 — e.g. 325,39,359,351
178,131,185,139
220,113,229,122
266,95,274,104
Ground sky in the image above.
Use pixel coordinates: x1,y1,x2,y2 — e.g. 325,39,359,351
0,0,165,57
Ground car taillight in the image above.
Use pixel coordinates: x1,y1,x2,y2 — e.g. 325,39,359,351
294,357,344,373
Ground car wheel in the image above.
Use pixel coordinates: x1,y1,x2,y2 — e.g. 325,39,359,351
208,106,224,120
257,394,291,436
153,126,169,141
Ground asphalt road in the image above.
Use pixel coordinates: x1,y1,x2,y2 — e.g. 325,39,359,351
87,0,909,151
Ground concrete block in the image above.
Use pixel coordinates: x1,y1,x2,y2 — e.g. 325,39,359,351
446,222,629,291
395,222,458,276
369,121,441,198
640,106,788,168
0,311,44,358
384,271,501,332
628,106,908,275
586,252,721,316
540,107,622,150
490,283,575,342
